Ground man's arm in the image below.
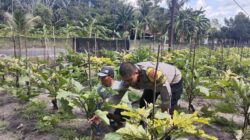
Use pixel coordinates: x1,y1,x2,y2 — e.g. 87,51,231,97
159,82,172,112
145,67,172,112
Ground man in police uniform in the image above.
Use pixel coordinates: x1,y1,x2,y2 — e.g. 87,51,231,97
119,61,183,114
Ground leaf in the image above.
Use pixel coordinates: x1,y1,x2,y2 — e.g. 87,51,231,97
95,110,110,125
59,98,73,115
197,86,209,96
70,79,84,93
112,103,131,111
103,133,122,140
57,89,77,100
0,87,5,92
235,129,243,140
155,111,171,120
215,102,236,113
19,76,29,85
120,92,131,105
127,91,140,102
116,123,151,140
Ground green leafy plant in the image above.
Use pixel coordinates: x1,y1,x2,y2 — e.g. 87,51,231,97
21,100,47,120
35,114,60,132
31,66,68,110
99,103,217,140
130,47,154,63
217,70,250,134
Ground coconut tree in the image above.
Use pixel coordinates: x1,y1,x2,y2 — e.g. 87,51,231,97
130,19,143,43
175,8,194,44
148,6,169,46
115,3,134,32
4,10,40,66
78,18,111,55
57,23,81,54
0,23,17,58
192,9,210,43
137,0,153,40
79,17,111,39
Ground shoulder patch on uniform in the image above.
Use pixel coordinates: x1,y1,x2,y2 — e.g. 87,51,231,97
148,69,157,79
146,67,167,85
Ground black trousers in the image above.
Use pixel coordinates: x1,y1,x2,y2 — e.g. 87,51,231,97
139,79,183,110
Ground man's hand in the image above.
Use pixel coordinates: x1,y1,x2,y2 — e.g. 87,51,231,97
88,115,101,125
161,103,169,112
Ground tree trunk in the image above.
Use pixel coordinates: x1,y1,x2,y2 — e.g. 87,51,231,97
44,36,48,61
12,34,17,58
94,33,97,56
221,41,224,70
24,33,28,68
189,43,196,113
168,0,176,51
189,38,192,59
53,26,56,59
87,42,92,91
15,70,19,88
18,35,22,58
240,44,243,62
115,39,118,51
134,28,137,44
52,98,58,110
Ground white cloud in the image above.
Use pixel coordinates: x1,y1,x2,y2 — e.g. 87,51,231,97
126,0,250,25
186,0,250,25
195,0,206,9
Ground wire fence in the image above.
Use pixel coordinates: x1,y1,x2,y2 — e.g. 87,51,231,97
0,37,70,60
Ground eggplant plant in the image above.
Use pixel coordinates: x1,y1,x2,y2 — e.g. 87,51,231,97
0,57,40,100
31,66,68,110
99,103,217,140
217,70,250,137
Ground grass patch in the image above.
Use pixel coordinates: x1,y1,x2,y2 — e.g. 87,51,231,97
215,102,237,113
211,116,238,134
0,120,9,131
55,128,79,140
35,114,61,132
21,100,48,120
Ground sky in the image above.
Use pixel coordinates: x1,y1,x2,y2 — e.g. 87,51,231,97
127,0,250,26
183,0,250,25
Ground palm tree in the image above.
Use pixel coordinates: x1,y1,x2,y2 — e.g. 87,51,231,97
130,20,142,43
191,9,210,43
4,10,40,65
0,23,17,57
174,8,210,44
137,0,153,40
78,18,111,55
79,17,111,38
175,9,193,43
115,4,134,32
60,24,78,39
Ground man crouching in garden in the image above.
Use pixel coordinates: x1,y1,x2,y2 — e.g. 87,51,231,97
89,66,128,134
119,62,183,115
